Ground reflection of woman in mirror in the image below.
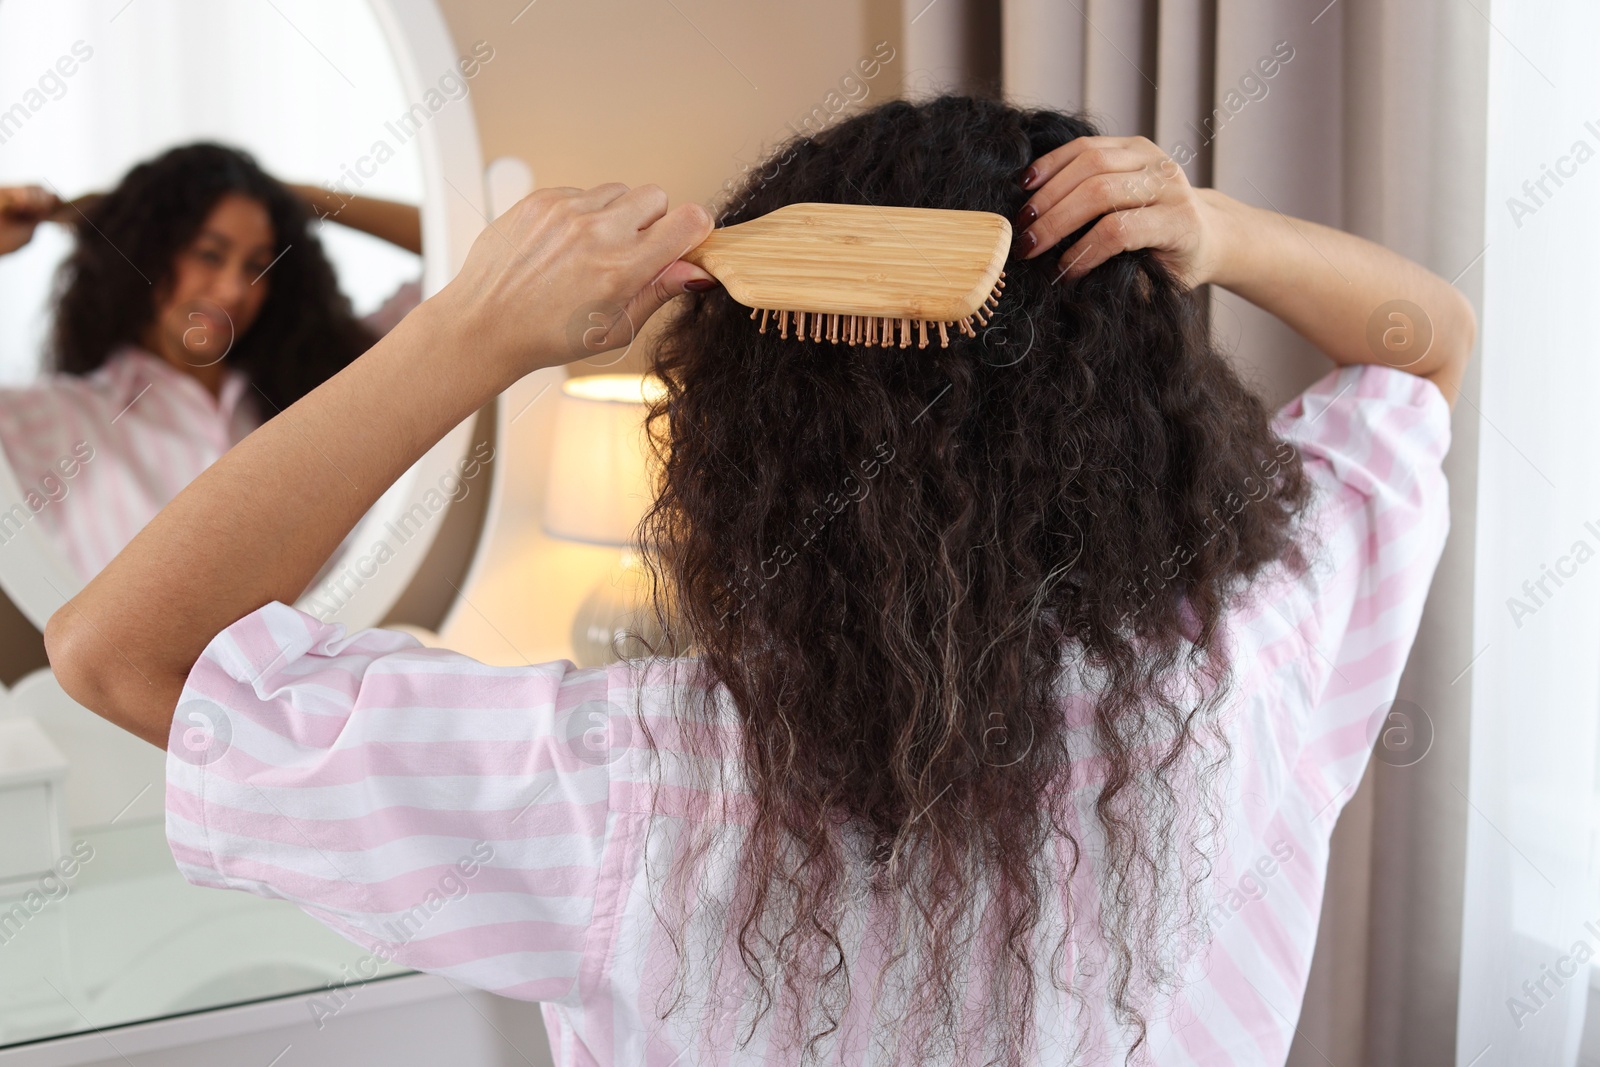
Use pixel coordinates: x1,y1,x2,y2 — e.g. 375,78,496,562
0,142,421,582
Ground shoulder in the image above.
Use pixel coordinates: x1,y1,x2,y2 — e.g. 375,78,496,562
0,352,140,468
1271,363,1452,513
0,346,153,407
1256,362,1452,662
1206,365,1454,822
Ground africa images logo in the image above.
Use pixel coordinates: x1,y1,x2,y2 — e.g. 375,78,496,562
562,699,632,768
171,698,233,766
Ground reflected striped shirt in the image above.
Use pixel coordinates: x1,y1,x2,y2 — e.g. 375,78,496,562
0,346,257,582
0,281,423,582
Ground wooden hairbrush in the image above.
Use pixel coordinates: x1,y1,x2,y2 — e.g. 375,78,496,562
680,202,1011,349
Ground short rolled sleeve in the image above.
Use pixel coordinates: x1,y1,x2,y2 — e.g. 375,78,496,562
1275,363,1452,513
164,600,624,1004
1260,363,1453,813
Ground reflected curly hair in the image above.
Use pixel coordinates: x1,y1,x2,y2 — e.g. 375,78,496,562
48,142,374,415
633,95,1315,1065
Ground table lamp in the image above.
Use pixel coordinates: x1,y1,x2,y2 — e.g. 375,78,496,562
542,373,669,667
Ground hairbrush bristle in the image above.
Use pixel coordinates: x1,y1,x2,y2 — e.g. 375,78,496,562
746,271,1006,350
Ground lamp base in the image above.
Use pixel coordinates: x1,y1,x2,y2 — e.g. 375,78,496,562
570,551,665,668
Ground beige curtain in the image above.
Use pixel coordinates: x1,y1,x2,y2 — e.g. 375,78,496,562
900,1,1490,1062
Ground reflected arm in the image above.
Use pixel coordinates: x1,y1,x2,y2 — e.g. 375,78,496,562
287,183,422,255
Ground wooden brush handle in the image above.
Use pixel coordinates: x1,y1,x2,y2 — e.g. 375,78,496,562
681,202,1011,321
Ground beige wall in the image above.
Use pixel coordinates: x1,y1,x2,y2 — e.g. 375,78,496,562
438,0,898,197
436,0,901,232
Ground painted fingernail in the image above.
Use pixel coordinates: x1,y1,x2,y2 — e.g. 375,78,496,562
683,278,717,292
1020,166,1038,189
1016,204,1037,227
1015,230,1037,256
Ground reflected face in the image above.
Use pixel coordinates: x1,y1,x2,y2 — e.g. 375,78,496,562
147,193,276,380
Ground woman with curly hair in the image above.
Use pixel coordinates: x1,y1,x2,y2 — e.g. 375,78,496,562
47,96,1470,1066
0,142,420,581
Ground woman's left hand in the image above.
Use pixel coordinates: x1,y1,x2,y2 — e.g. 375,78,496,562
1013,135,1224,288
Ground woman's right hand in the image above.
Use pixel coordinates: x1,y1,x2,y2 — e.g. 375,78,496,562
0,185,62,255
430,182,714,381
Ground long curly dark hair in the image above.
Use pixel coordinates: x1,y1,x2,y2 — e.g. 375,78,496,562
632,95,1316,1065
48,142,374,415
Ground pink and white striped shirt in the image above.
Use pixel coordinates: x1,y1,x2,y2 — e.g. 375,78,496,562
165,362,1452,1065
0,281,423,583
0,346,258,582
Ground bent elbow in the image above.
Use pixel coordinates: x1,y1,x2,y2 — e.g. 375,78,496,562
1451,288,1478,367
45,601,190,748
44,605,105,713
1422,288,1476,411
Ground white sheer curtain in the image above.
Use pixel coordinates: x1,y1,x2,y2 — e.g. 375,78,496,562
0,0,423,384
907,1,1600,1063
1459,6,1600,1063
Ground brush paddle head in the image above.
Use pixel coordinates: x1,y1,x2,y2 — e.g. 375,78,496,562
680,202,1011,349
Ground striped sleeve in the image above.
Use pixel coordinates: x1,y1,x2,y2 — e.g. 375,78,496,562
1267,363,1453,815
164,599,622,1005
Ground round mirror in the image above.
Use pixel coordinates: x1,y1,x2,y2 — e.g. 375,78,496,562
0,0,489,635
0,0,495,1046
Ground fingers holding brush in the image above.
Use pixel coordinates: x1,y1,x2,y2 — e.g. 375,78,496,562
432,182,715,378
1015,135,1222,288
612,184,716,290
0,184,62,256
602,184,717,349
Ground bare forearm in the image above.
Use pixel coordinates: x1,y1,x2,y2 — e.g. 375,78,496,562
1199,188,1475,402
289,183,423,254
43,301,508,745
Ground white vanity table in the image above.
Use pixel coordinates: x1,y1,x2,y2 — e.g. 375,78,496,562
0,821,410,1047
0,1,593,1063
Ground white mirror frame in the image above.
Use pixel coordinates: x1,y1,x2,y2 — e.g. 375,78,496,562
0,0,493,636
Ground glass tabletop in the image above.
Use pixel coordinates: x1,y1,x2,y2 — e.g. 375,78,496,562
0,818,408,1048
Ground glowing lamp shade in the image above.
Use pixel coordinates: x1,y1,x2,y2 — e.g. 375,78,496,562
541,373,666,548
